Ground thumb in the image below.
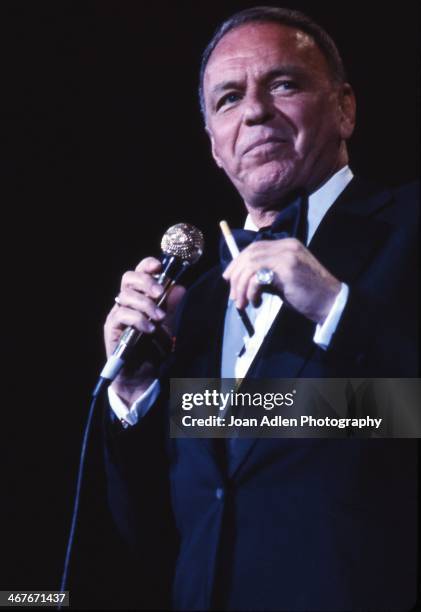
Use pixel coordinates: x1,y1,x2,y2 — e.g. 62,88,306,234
161,284,186,337
165,284,186,316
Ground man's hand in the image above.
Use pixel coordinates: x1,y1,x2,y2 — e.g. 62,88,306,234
104,257,185,405
223,238,341,324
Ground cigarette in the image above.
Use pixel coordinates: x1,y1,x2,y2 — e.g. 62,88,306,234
220,220,240,258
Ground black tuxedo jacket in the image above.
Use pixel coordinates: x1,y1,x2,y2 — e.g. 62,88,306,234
104,177,418,611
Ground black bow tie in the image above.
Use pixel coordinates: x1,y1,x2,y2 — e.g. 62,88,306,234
220,194,308,269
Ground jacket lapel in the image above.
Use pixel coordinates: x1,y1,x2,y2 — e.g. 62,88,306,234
176,271,229,466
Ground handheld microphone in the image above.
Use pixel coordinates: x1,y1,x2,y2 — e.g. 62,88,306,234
93,223,204,397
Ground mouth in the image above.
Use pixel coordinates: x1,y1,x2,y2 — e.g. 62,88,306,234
243,138,286,156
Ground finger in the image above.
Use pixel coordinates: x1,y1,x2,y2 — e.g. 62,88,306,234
135,256,163,274
222,260,234,280
247,275,264,307
231,266,256,309
121,270,164,299
223,254,248,297
109,306,157,334
222,250,248,281
116,289,166,322
224,242,267,285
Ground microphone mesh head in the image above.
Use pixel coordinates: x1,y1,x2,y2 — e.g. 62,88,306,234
161,223,204,264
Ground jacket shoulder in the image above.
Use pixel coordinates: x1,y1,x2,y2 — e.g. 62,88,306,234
391,179,419,208
381,179,419,227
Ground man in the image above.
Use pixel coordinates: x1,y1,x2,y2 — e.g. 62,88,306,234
102,7,418,611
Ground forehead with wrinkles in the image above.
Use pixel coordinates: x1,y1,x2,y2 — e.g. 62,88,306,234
204,23,332,102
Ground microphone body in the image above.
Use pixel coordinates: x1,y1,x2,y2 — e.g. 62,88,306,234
93,224,204,397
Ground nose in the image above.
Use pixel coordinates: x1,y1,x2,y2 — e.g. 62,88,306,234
242,88,274,125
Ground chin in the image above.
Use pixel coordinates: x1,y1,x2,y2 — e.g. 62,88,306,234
241,160,299,205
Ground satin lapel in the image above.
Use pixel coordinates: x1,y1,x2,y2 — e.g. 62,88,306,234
226,178,395,478
200,269,229,377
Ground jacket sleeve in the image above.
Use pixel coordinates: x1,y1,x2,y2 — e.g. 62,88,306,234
326,187,418,376
102,389,178,608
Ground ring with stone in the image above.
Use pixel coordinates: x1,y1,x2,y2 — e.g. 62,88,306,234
256,267,275,286
114,295,122,306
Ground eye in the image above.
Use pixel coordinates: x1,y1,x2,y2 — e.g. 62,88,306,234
216,92,242,111
271,80,297,93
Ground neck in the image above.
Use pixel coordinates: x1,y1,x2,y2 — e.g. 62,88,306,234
244,159,348,229
244,186,304,228
245,207,280,228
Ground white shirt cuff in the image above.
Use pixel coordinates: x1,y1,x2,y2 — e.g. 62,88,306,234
108,379,161,427
313,283,349,350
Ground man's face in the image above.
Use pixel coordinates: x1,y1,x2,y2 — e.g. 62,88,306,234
203,22,355,208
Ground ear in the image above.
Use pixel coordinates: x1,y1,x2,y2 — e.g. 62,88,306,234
205,125,224,168
338,83,356,140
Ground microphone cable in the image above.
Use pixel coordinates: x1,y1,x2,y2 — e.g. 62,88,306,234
58,388,100,609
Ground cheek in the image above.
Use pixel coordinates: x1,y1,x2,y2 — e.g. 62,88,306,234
294,105,340,154
278,95,339,143
211,117,241,163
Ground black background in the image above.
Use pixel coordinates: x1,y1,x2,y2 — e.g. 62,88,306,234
1,1,419,609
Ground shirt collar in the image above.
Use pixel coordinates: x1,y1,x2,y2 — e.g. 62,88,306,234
244,165,354,243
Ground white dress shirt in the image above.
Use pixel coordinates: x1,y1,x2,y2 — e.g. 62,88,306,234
109,166,353,425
